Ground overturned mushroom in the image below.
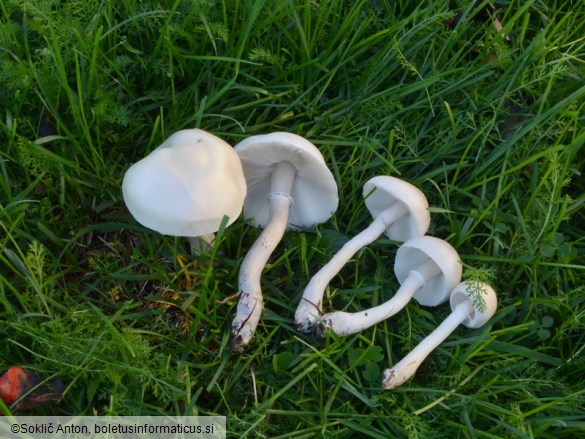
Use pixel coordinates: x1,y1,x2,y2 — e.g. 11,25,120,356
122,129,246,253
296,176,430,333
231,132,338,352
320,236,462,336
382,281,497,389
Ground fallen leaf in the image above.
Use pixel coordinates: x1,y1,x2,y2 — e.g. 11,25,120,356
0,366,64,412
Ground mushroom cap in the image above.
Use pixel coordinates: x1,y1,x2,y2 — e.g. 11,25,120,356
450,282,497,328
122,129,246,237
235,132,338,229
363,176,430,241
394,236,462,307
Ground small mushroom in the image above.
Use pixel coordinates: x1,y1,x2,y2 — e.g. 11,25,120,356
320,236,462,336
230,132,338,352
295,176,430,333
382,281,497,389
122,129,246,253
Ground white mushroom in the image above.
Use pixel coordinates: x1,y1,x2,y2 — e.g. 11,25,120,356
295,176,430,333
320,236,462,336
122,129,246,252
382,281,498,389
230,132,338,352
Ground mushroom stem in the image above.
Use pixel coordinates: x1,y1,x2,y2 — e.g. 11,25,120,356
320,259,441,336
296,202,408,333
381,300,472,389
231,161,296,351
187,233,216,255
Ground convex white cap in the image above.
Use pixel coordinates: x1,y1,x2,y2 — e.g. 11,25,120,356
395,236,462,307
122,129,246,237
450,282,498,328
363,176,430,241
235,132,338,229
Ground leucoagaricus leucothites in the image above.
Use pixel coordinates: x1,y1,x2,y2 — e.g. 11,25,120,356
295,176,431,333
382,281,497,389
230,132,338,352
122,129,246,253
320,236,462,336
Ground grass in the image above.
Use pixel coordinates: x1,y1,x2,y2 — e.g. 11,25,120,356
1,0,584,436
